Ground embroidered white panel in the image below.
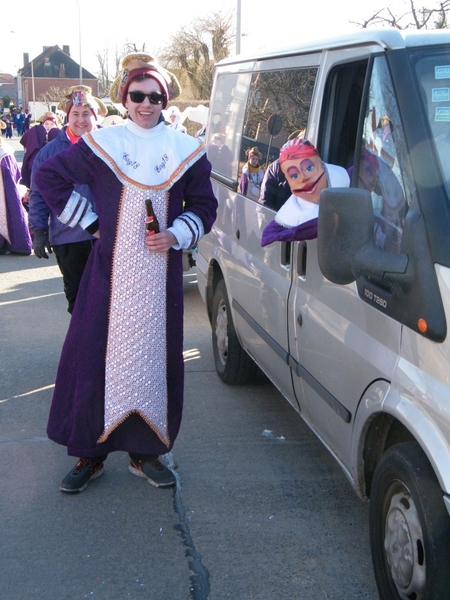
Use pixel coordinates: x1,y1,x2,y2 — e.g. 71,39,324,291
101,186,169,445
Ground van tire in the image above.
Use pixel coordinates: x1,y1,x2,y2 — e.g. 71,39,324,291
211,279,259,384
369,442,450,600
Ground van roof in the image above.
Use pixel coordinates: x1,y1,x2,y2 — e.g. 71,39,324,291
217,27,450,66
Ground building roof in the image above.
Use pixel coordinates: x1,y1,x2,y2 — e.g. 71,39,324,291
0,74,16,84
20,45,96,79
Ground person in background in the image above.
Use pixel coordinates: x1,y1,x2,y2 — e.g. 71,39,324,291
5,114,13,139
166,106,187,133
353,147,406,253
371,115,395,169
207,133,233,176
20,112,61,189
23,109,32,133
14,108,25,136
28,86,106,314
239,146,265,201
258,159,289,211
259,130,305,211
34,53,217,494
0,120,32,255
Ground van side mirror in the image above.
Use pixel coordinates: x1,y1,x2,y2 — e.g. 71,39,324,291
318,188,374,284
318,188,408,285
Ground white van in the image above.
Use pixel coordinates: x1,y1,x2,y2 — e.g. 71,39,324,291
196,28,450,599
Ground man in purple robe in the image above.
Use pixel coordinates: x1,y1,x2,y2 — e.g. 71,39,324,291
20,112,61,189
35,53,217,494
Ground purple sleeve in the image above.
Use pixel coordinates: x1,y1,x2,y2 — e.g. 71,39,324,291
179,154,218,234
34,140,97,216
3,154,21,185
261,218,318,247
239,172,248,196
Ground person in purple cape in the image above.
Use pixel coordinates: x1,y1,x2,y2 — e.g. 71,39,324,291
0,120,32,255
35,52,217,494
29,89,106,315
261,138,349,246
20,112,61,189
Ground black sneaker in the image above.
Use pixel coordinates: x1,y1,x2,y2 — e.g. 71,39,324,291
60,457,106,493
128,456,176,488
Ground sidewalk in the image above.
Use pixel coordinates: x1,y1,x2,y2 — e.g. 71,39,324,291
4,135,25,165
0,260,202,600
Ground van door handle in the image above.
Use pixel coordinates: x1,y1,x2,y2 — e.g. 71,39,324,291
297,242,307,276
280,242,291,266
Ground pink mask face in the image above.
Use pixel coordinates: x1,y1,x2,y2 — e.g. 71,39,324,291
281,155,326,203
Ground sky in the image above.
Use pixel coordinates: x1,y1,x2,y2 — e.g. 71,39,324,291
0,0,413,78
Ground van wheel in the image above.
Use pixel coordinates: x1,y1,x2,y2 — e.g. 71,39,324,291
369,442,450,600
212,279,259,384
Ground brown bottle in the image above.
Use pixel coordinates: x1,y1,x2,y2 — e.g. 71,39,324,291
145,199,160,236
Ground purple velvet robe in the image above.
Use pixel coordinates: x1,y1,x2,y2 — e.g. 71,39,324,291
0,152,32,254
35,139,217,458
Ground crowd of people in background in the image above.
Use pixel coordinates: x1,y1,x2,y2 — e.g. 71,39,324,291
0,107,32,138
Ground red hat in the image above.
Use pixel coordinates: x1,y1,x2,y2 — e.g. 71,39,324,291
38,111,62,125
110,53,181,110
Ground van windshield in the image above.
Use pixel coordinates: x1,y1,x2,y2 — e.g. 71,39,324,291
411,48,450,191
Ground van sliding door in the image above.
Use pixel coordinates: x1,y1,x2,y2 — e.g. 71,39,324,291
289,51,403,467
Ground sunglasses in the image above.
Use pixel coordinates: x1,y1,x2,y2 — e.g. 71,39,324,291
128,91,165,105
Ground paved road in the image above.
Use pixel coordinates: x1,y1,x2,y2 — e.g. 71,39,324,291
0,139,379,599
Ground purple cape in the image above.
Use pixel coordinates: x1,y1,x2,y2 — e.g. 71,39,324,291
0,153,32,254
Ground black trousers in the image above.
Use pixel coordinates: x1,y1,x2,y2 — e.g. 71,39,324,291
53,240,94,314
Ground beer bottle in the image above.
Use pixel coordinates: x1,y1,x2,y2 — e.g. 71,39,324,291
145,199,160,236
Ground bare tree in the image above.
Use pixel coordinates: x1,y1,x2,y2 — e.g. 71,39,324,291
352,0,449,29
96,42,148,97
159,11,235,100
122,42,148,55
36,86,71,110
96,49,111,97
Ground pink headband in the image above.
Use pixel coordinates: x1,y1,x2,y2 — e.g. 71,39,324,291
279,139,319,164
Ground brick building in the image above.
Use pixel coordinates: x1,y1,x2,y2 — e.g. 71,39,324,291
18,45,98,109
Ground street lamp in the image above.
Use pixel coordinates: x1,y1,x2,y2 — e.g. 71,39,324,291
30,59,36,121
75,0,82,84
236,0,241,55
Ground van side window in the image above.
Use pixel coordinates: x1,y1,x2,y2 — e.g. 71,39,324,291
206,72,252,183
320,60,367,169
356,56,414,254
411,48,450,194
239,67,318,204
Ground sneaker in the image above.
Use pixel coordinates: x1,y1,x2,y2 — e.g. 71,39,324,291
60,457,106,493
128,456,176,488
